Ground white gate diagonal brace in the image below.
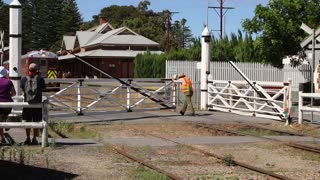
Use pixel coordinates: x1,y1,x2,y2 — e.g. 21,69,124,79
68,52,175,110
227,61,286,120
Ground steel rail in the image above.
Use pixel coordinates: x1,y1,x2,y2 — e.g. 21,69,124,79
236,121,320,139
192,122,320,154
235,122,304,136
113,146,183,180
146,133,291,180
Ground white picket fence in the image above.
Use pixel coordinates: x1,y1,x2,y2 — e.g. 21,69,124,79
166,61,311,92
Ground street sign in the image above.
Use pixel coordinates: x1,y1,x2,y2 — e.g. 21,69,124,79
167,67,177,74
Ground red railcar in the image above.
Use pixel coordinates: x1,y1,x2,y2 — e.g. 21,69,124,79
3,49,59,78
3,49,60,90
21,49,59,78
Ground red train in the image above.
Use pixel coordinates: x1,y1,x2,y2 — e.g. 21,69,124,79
21,49,59,78
3,49,60,78
3,49,61,90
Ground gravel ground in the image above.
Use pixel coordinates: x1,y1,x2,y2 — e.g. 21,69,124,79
1,117,320,179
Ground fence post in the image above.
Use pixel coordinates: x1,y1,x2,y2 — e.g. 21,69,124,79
228,81,233,107
253,82,257,116
127,79,132,112
77,79,83,115
172,82,177,110
298,91,303,124
41,100,48,148
288,79,292,119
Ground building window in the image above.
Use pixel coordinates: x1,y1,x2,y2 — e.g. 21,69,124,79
109,64,116,73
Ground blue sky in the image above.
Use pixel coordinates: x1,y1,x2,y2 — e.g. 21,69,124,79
5,0,269,37
76,0,269,37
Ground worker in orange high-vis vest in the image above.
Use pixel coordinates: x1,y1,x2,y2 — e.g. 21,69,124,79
173,73,195,116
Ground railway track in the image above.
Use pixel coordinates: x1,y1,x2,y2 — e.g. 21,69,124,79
110,127,292,179
47,112,320,179
189,122,320,154
142,131,292,180
113,146,183,180
234,121,320,138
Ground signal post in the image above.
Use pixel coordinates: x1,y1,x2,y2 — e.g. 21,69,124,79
9,0,22,96
200,27,211,110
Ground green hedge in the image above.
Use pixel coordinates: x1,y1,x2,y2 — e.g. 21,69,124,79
134,52,167,78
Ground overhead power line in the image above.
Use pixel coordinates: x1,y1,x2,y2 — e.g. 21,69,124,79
208,0,234,39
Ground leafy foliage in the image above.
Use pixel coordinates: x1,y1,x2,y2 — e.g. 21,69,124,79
134,52,167,78
0,0,82,52
0,0,9,46
242,0,320,67
81,0,193,51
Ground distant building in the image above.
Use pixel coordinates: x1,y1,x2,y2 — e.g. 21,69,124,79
58,18,162,78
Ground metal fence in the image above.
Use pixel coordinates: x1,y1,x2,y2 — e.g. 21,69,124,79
166,60,312,92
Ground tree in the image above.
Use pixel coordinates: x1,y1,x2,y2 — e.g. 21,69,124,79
138,0,150,12
242,0,320,67
0,0,82,52
20,0,36,52
180,18,193,48
81,1,193,51
50,0,82,52
0,0,9,46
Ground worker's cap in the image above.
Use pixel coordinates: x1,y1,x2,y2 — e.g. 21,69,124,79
178,73,185,78
29,63,38,72
0,66,8,78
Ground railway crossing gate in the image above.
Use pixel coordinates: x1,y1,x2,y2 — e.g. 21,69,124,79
199,27,292,122
300,23,320,93
47,78,176,116
46,52,176,115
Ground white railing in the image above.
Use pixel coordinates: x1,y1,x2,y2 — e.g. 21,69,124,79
208,80,292,121
0,100,48,147
298,92,320,124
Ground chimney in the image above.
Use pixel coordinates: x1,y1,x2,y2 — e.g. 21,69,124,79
99,16,107,25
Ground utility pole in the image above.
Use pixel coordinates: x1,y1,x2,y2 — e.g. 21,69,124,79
166,11,179,52
208,0,234,39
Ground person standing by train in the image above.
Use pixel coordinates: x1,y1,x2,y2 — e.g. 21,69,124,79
20,63,45,145
173,73,195,116
0,66,16,144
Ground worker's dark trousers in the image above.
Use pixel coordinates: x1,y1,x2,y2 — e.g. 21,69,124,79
181,91,195,115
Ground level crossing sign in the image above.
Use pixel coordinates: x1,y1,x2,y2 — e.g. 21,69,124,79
300,23,320,49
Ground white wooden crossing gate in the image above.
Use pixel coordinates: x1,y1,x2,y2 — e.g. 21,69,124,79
47,53,176,115
207,80,292,120
46,78,175,115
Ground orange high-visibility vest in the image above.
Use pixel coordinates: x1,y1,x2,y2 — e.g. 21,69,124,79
181,76,193,93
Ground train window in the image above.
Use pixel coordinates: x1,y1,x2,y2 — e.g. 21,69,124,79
48,59,55,67
40,59,46,66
